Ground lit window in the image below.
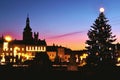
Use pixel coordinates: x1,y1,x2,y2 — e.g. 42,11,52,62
18,47,20,51
40,46,41,50
38,47,40,50
22,48,24,51
26,46,28,51
102,27,104,30
96,40,98,43
35,46,37,50
32,46,34,51
22,53,24,56
6,53,9,56
10,48,12,51
109,47,112,50
18,53,21,59
14,47,20,57
42,46,43,50
3,42,8,51
14,59,16,63
29,46,31,50
100,57,102,61
52,54,54,57
5,48,8,51
42,46,45,50
111,56,113,59
10,59,12,62
96,52,99,56
44,46,46,51
10,53,12,56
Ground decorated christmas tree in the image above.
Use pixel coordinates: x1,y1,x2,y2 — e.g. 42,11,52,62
86,8,116,66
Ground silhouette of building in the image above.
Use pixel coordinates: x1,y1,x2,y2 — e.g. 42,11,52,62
0,16,46,64
0,16,88,67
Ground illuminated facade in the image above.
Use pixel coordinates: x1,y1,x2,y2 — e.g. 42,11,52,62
47,45,88,65
47,45,71,62
0,16,88,66
0,16,46,63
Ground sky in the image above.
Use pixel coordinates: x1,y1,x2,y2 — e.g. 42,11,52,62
1,0,120,50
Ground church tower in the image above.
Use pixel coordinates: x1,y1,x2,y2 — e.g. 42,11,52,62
23,15,33,41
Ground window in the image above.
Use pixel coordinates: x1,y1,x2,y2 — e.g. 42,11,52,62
26,46,28,51
10,48,12,51
6,53,9,56
3,42,8,51
29,46,31,50
32,46,34,51
22,48,24,51
10,53,12,56
38,47,40,50
35,46,37,50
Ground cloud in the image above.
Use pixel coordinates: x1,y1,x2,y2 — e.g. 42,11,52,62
47,31,83,39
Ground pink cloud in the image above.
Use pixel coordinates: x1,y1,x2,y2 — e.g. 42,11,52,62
47,31,84,39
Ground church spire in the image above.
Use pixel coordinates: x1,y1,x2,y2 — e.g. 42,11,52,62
26,14,30,26
24,14,32,31
23,14,33,41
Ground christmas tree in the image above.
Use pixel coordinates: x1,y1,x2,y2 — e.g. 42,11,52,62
86,8,116,66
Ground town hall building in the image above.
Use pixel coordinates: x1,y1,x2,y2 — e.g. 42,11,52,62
0,16,46,63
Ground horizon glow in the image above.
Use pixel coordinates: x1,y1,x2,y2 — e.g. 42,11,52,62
1,0,120,50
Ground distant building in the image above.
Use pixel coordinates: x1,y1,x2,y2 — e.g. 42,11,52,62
47,45,57,62
0,16,88,66
46,45,88,65
0,16,46,63
47,45,71,63
114,43,120,62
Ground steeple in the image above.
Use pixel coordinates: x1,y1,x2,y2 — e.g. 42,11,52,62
23,15,33,41
24,14,32,32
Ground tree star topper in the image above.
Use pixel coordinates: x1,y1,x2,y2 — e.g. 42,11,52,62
100,7,105,13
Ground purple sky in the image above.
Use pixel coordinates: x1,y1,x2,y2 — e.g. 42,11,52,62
0,0,120,50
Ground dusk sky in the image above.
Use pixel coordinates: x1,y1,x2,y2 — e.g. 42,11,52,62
1,0,120,50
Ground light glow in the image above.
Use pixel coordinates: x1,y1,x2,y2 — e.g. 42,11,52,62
100,7,105,13
1,53,5,63
117,57,120,62
5,35,12,42
3,42,8,51
14,47,20,57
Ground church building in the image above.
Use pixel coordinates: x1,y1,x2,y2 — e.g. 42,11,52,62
0,16,47,64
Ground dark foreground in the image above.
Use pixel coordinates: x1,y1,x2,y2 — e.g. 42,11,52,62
0,65,120,80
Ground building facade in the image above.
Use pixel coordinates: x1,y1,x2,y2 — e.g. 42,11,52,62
0,16,88,67
0,16,46,64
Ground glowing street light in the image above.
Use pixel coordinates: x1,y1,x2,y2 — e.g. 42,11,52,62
5,35,12,42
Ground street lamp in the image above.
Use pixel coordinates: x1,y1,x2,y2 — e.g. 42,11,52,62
5,35,12,42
